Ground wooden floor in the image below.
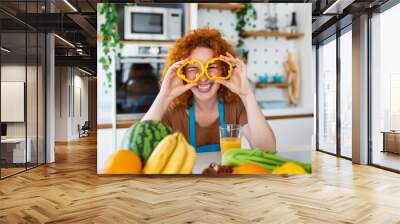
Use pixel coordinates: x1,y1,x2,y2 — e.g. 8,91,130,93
373,151,400,171
1,135,400,223
1,163,44,178
1,167,26,178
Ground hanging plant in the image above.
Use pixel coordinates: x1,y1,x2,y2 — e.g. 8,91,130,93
235,3,257,61
98,3,134,92
98,3,121,91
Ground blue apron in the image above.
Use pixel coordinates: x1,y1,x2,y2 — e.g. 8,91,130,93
189,99,225,153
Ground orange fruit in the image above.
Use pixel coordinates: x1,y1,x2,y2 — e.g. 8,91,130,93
232,163,269,174
103,150,142,174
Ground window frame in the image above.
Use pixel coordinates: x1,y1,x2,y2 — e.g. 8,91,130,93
315,24,353,161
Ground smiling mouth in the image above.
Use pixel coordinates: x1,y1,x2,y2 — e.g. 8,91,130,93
196,83,213,93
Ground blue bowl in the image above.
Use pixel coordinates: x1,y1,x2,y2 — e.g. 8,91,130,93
272,75,283,83
258,75,269,83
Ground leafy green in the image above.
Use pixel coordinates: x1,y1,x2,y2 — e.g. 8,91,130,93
222,149,312,173
235,3,257,61
98,3,133,92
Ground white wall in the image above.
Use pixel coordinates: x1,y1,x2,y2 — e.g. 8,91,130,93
1,63,46,163
46,32,56,163
1,65,26,135
72,73,89,138
54,67,89,141
312,45,317,150
55,67,68,141
295,4,313,113
97,10,117,172
269,118,314,148
1,65,36,137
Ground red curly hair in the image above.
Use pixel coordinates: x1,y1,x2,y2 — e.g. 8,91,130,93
162,27,240,108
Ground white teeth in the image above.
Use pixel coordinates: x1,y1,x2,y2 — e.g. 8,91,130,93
197,83,212,92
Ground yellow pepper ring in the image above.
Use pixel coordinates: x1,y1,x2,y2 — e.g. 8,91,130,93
176,57,233,83
204,57,233,80
176,58,204,84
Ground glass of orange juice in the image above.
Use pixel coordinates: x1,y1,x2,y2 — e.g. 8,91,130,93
219,124,241,155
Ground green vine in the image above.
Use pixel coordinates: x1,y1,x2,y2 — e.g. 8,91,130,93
98,3,134,92
98,3,122,91
235,3,257,61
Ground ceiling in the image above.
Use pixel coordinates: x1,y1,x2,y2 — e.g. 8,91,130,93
0,0,97,74
310,0,392,43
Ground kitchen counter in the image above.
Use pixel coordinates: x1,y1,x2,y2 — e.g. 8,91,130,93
262,107,313,118
193,146,311,174
98,111,313,129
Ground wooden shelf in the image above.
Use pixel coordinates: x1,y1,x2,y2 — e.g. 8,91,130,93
243,31,304,40
265,113,313,120
256,82,289,89
97,119,140,130
197,3,244,12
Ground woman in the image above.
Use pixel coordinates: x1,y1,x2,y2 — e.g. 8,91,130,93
142,27,276,152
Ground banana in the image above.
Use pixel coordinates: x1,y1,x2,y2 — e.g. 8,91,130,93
179,144,196,174
144,132,197,174
161,134,187,174
143,133,178,174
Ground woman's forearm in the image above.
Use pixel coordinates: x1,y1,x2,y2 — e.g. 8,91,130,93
241,93,276,150
141,94,170,121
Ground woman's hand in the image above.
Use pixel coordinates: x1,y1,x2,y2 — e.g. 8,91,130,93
159,58,196,104
215,52,252,99
142,59,196,121
217,53,276,150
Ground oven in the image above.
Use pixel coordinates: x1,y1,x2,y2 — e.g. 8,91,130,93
116,44,170,120
124,6,182,41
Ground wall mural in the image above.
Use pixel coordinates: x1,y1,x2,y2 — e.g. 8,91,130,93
97,3,312,175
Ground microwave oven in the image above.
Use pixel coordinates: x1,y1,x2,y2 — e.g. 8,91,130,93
124,6,182,41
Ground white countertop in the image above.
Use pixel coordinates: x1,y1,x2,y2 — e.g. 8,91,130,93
106,106,314,125
262,107,313,117
193,146,311,174
1,137,30,143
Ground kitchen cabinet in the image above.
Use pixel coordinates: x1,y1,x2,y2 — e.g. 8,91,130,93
382,131,400,154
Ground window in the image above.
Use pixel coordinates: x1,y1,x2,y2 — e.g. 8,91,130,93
340,29,352,158
317,37,337,154
370,3,400,171
316,26,353,159
0,0,47,179
390,74,400,130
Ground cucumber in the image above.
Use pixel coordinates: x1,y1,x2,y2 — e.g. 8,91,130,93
222,148,312,173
